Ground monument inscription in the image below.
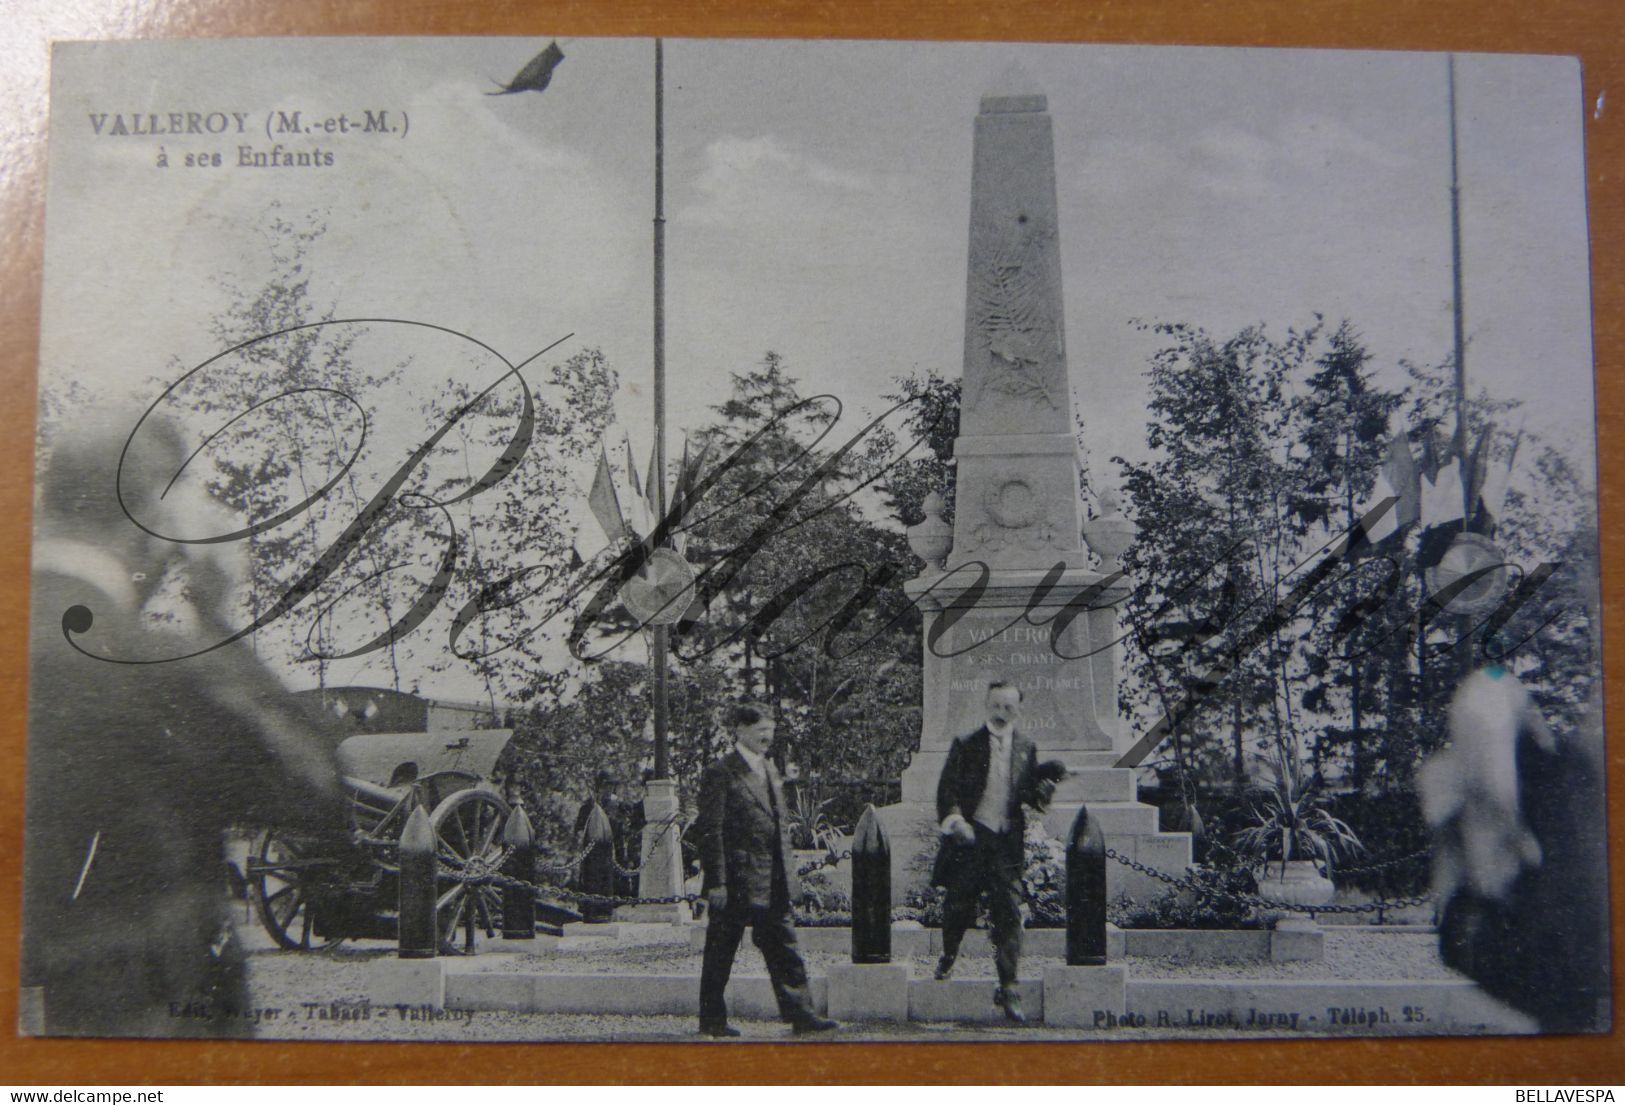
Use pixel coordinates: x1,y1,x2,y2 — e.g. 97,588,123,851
940,610,1110,751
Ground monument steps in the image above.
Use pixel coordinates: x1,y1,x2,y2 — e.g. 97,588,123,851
1041,799,1159,837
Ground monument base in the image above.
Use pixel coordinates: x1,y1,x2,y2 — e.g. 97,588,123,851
876,777,1191,906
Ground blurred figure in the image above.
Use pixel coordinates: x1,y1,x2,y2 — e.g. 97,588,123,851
1420,664,1610,1033
21,412,348,1038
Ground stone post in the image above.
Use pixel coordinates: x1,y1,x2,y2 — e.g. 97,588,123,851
850,806,891,964
398,801,437,959
1065,803,1108,966
578,801,616,923
501,802,536,940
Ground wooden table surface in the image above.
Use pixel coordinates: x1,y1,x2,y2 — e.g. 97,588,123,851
1,0,1621,1085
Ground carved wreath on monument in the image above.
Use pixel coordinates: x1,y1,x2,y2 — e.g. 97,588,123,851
969,217,1064,412
972,476,1060,551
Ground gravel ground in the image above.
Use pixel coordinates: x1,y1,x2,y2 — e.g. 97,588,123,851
239,926,1509,1043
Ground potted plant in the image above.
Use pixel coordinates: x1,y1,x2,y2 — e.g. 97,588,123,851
785,783,848,887
1232,748,1362,906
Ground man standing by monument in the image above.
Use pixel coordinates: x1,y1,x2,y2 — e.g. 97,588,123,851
695,702,839,1037
931,681,1060,1024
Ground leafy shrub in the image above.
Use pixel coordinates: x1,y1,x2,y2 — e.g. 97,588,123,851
784,788,846,852
1020,829,1068,928
892,882,944,927
794,869,854,927
1108,864,1275,930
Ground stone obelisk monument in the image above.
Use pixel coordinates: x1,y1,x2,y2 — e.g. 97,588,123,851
878,82,1189,902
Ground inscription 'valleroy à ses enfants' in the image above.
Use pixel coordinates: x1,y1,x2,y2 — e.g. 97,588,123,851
90,111,251,136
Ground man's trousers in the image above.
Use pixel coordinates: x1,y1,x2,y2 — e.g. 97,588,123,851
939,824,1024,987
698,900,816,1027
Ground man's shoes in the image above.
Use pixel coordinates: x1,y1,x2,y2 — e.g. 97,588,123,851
933,956,955,981
790,1015,840,1036
993,986,1028,1026
699,1023,742,1038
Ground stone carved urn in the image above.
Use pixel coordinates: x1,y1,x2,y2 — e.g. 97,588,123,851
1256,860,1337,908
1081,488,1135,573
906,491,953,571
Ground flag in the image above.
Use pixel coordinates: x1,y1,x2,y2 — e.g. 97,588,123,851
645,436,661,512
1384,433,1422,529
677,432,714,509
1418,426,1445,484
488,41,565,96
624,432,643,500
1362,471,1402,543
587,444,625,544
1420,457,1466,530
1479,425,1523,523
619,432,651,538
1464,423,1495,519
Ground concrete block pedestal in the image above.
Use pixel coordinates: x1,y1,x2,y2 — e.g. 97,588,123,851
367,957,446,1010
909,979,1044,1024
1042,965,1126,1027
1270,918,1325,962
827,963,911,1022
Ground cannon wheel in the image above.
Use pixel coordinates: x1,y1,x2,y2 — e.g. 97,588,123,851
430,787,510,954
249,829,345,952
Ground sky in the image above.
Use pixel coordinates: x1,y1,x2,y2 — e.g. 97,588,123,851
37,37,1596,699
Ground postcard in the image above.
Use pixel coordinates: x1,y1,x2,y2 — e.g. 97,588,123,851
20,36,1605,1042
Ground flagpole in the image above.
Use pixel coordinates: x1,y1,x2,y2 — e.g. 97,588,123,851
1448,53,1469,520
651,37,671,782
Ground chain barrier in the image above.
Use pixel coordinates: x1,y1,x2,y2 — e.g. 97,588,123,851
449,846,1434,915
796,848,852,878
486,868,701,907
445,845,514,883
448,842,852,908
607,815,684,879
533,841,598,876
1328,848,1432,879
1188,830,1430,885
1104,847,1433,915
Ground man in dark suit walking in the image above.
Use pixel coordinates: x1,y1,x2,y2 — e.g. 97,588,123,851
695,702,839,1037
931,680,1058,1024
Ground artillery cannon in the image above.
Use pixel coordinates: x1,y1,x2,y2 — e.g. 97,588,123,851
247,726,570,953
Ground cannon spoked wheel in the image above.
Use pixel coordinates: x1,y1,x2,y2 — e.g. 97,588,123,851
429,788,511,954
249,829,345,952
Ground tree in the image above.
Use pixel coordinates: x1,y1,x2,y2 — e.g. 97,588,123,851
415,350,617,709
1116,321,1316,794
166,206,413,690
672,353,925,816
494,658,732,852
1288,322,1405,788
1117,313,1599,884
